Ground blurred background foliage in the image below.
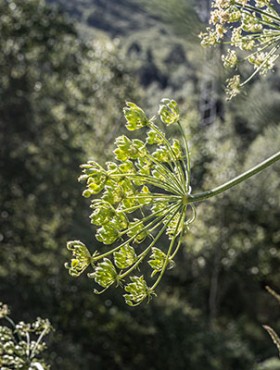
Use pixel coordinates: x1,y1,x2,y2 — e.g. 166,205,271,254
0,0,280,369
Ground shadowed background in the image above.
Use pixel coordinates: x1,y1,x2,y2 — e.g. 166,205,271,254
1,0,280,368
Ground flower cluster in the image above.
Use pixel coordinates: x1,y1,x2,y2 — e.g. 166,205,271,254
66,99,196,306
0,304,52,369
199,0,280,98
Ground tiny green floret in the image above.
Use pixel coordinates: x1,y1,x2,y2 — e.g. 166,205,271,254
158,98,180,125
65,240,91,277
123,102,149,131
89,258,118,290
148,247,175,277
124,276,154,306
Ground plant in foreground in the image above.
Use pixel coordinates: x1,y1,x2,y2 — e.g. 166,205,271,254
199,0,280,99
0,302,52,369
66,98,280,306
66,99,194,306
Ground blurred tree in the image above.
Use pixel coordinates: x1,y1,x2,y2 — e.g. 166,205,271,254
183,117,280,365
0,0,139,367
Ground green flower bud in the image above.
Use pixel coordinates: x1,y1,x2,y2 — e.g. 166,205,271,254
112,212,128,231
165,213,185,238
106,161,119,173
82,189,93,198
146,129,165,145
114,136,147,162
32,318,53,335
90,203,115,226
96,224,119,245
151,165,166,182
119,160,136,174
127,219,148,243
65,240,91,277
158,98,179,125
151,201,168,217
172,139,183,160
148,247,175,277
226,74,241,100
123,102,149,131
3,341,15,355
152,145,170,163
80,161,107,195
138,185,152,205
124,276,153,306
113,244,137,269
89,259,117,288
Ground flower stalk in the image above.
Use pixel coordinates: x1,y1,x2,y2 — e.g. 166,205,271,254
189,150,280,203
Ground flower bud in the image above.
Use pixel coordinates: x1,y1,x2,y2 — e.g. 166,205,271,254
65,241,91,277
123,102,149,131
158,98,180,125
124,276,152,306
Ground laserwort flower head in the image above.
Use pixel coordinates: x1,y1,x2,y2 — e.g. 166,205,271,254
199,0,280,99
66,99,196,306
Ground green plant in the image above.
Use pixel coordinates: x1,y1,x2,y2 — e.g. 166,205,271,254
66,98,280,306
66,99,194,306
0,303,52,370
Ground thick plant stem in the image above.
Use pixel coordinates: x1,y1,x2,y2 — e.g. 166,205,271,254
189,151,280,204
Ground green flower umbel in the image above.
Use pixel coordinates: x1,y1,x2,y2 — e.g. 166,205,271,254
66,99,196,306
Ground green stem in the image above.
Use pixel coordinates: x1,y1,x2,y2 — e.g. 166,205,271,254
241,44,279,87
119,204,181,280
150,205,186,291
110,172,181,195
149,121,186,189
189,150,280,203
144,148,185,194
237,2,280,25
91,202,179,262
178,121,191,190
